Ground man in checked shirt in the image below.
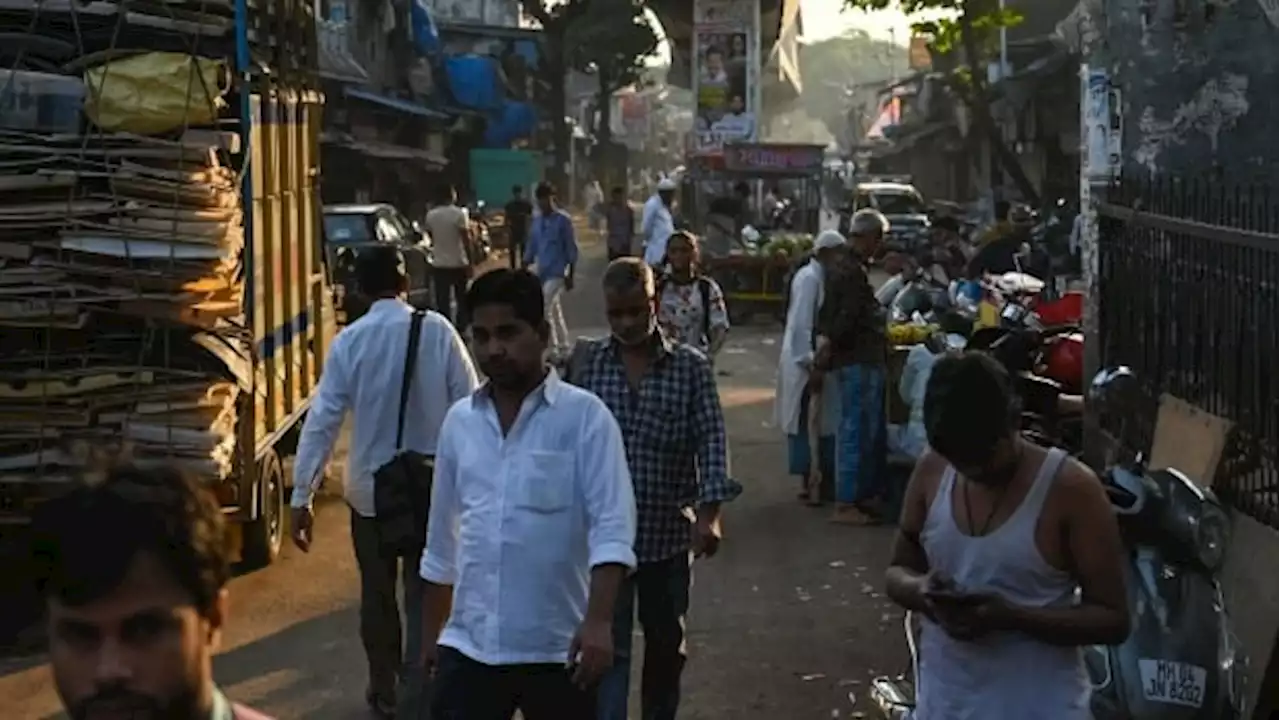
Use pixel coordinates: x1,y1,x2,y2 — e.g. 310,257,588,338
566,257,741,720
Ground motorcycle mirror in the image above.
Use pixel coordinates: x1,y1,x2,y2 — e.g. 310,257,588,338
1089,366,1139,407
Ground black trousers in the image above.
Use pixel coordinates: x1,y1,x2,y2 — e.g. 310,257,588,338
598,552,691,720
508,234,526,269
349,510,425,712
431,645,596,720
432,267,470,328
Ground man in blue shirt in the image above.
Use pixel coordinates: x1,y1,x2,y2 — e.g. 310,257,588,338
524,182,579,359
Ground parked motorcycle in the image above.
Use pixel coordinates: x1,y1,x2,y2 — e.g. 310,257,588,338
870,366,1247,720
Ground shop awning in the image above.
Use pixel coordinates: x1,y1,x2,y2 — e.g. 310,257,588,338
344,87,451,121
322,133,447,169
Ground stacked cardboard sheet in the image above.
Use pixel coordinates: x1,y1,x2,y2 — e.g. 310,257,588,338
0,129,247,482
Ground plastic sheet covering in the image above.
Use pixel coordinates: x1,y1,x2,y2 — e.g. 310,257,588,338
83,53,227,135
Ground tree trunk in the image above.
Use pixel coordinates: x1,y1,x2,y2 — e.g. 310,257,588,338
958,3,1040,206
546,55,570,195
591,73,615,183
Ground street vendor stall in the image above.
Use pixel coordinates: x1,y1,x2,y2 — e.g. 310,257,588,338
689,142,826,324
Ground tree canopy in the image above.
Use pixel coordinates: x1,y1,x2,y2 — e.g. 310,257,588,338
796,29,909,144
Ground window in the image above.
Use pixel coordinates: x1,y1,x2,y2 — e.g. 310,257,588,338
870,190,926,216
323,213,373,243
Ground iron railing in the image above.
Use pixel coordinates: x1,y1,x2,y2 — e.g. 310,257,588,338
1096,175,1278,528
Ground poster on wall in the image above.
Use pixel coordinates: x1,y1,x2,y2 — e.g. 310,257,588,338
692,0,758,154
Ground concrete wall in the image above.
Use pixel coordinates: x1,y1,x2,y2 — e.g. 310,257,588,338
1105,0,1278,182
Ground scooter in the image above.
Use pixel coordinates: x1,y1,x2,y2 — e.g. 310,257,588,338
870,367,1246,720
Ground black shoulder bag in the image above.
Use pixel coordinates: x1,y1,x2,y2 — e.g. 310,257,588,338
373,310,435,556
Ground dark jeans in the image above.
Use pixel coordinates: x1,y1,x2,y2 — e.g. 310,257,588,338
431,645,596,720
597,553,691,720
432,267,469,328
349,510,425,716
509,234,526,269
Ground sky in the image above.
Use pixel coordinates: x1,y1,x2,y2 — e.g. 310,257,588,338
800,0,915,44
645,0,913,64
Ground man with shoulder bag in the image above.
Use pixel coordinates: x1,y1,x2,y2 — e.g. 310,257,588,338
291,246,479,719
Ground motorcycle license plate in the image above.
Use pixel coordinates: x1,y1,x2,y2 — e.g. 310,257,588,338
1138,658,1207,708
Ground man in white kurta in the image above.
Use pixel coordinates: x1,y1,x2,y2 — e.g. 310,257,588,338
774,230,845,500
641,178,677,267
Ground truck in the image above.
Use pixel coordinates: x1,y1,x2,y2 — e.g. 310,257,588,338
0,0,334,570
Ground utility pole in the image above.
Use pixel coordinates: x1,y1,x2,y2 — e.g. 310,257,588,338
1079,3,1109,464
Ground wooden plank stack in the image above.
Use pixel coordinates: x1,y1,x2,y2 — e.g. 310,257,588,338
0,0,247,486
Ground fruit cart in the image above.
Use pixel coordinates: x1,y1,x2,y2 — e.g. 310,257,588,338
689,143,827,324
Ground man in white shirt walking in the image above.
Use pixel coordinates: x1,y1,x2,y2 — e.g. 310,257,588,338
641,178,677,267
290,246,479,718
424,184,474,327
419,268,637,720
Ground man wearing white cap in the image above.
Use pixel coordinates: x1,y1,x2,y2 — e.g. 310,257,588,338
641,178,678,267
775,229,846,502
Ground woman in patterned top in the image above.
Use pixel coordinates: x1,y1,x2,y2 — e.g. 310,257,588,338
656,230,730,360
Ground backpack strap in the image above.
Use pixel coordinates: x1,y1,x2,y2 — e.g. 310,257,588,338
394,310,426,452
565,338,593,385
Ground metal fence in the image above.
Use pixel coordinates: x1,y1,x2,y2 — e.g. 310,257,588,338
1096,175,1278,528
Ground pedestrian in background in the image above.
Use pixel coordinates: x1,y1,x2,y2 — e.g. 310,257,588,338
641,178,677,268
585,179,605,236
504,184,533,270
419,268,636,720
815,209,891,525
604,185,636,261
656,230,730,362
565,258,741,720
290,246,478,718
30,460,274,720
524,182,579,361
776,230,845,504
424,184,474,328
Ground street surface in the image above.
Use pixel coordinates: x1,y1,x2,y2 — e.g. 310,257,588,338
0,233,907,719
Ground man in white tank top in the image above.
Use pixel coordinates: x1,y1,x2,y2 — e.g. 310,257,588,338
884,352,1130,719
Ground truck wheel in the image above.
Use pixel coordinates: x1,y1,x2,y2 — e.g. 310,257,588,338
241,450,284,570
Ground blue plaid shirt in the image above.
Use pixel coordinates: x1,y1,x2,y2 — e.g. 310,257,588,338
569,333,740,563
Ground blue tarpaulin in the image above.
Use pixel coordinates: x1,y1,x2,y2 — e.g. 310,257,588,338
444,55,503,111
410,0,441,56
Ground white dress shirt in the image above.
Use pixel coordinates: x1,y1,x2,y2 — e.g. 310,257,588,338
420,370,637,666
291,299,479,515
641,193,675,266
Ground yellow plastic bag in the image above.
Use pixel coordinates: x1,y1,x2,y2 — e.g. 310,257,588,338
84,52,227,135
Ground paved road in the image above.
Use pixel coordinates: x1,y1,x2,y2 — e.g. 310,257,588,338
0,237,908,719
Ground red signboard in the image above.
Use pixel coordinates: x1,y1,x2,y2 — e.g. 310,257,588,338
722,143,826,175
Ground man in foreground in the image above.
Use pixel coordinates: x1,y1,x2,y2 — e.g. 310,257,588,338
569,258,740,720
815,209,891,524
885,352,1129,719
524,182,579,361
420,268,637,720
504,184,533,269
30,461,272,720
291,246,478,717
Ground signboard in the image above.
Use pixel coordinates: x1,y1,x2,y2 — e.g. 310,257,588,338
723,143,826,175
692,0,759,155
1082,65,1114,182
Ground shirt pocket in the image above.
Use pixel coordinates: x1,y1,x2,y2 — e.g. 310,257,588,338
514,450,574,513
